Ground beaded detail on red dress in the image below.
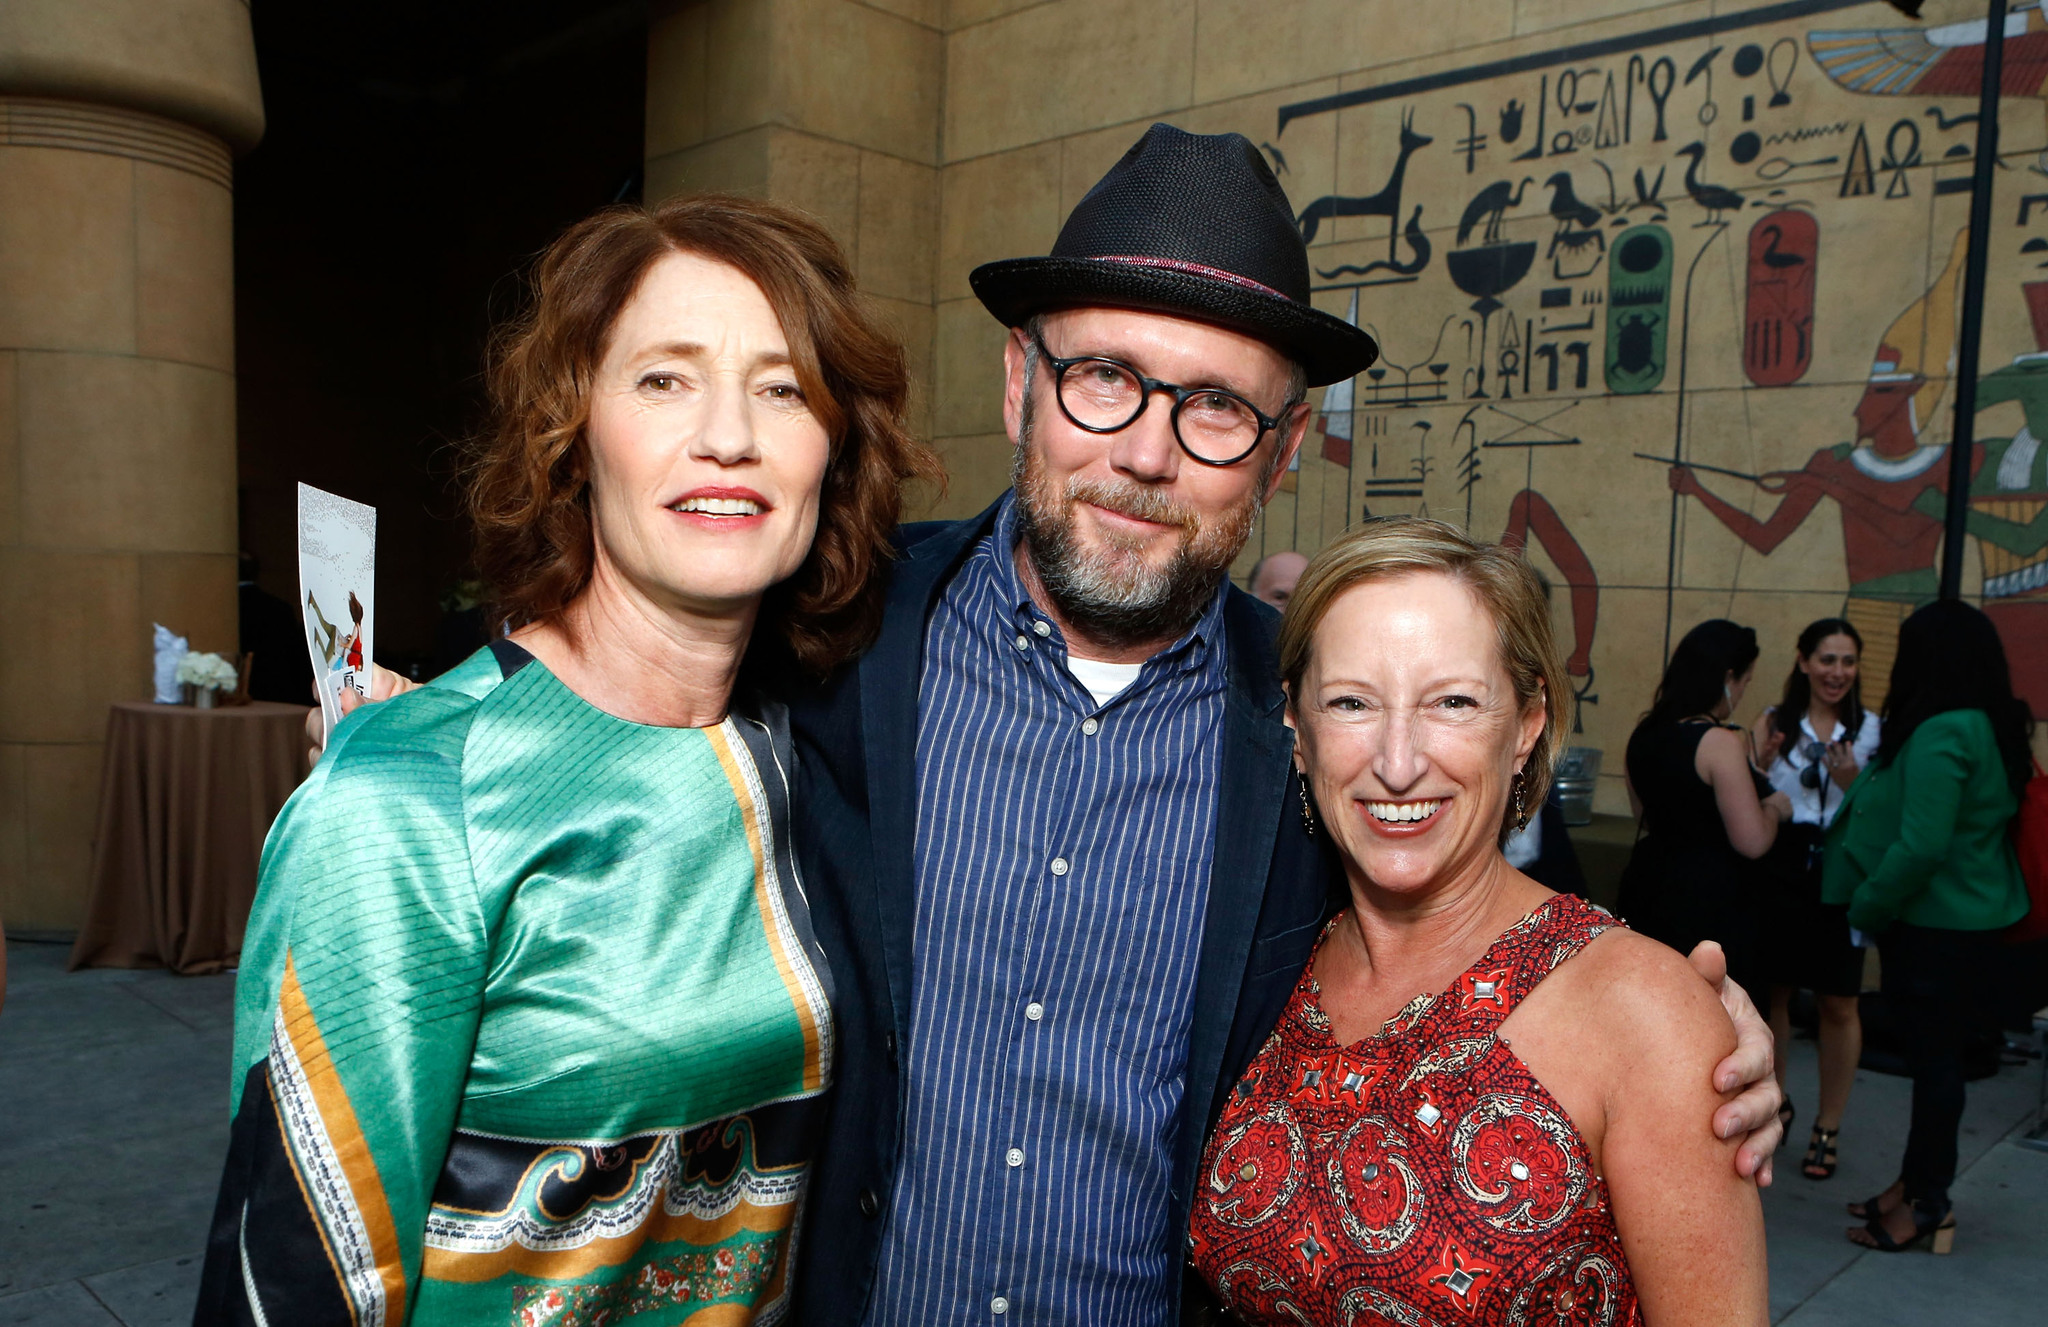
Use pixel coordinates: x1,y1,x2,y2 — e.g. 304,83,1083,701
1189,893,1641,1327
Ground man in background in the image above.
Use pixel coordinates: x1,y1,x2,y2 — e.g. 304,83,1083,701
1245,548,1306,609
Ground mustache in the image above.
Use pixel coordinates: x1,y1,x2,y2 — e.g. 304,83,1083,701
1065,476,1199,534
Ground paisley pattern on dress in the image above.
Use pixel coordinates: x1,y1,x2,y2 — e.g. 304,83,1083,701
1213,1260,1317,1326
1189,894,1641,1327
1448,1094,1587,1234
1506,1241,1625,1327
1397,1037,1493,1091
1327,1116,1423,1255
1339,1284,1450,1327
1205,1102,1307,1228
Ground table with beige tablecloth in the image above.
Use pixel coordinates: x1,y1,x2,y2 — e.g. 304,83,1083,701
69,701,311,975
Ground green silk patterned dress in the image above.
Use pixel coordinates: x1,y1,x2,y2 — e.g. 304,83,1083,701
195,641,833,1327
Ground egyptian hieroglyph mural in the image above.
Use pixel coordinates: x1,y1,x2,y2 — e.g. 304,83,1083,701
1234,0,2048,803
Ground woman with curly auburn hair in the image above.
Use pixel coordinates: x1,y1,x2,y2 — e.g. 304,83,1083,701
198,194,940,1326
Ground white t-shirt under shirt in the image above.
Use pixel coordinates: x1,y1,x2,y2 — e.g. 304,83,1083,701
1066,656,1145,709
1764,708,1881,829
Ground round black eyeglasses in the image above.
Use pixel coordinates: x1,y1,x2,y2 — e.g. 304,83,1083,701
1031,334,1286,467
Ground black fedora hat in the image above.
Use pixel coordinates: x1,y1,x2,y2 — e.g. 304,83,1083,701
969,124,1377,387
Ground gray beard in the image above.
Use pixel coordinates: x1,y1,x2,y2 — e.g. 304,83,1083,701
1010,391,1261,651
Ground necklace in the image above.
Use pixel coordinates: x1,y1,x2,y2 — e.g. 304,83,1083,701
1848,442,1945,482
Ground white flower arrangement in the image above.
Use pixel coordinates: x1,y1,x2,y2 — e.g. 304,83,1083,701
176,651,239,693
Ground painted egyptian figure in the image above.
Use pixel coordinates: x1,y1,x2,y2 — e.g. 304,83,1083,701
1669,229,1969,704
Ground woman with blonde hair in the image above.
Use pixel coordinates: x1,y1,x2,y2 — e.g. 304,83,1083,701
197,194,940,1325
1189,518,1766,1327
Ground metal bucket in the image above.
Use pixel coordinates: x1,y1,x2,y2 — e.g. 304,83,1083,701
1551,746,1603,826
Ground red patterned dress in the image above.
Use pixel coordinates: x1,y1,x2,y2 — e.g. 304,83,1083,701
1189,893,1641,1327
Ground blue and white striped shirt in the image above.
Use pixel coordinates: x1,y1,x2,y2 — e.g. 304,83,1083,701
866,494,1229,1326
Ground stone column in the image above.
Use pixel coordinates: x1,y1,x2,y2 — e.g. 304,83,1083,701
0,0,262,929
644,0,942,443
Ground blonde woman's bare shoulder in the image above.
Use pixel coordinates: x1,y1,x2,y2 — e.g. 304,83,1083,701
1538,920,1737,1056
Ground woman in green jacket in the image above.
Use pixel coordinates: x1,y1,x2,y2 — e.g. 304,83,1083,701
1822,599,2032,1255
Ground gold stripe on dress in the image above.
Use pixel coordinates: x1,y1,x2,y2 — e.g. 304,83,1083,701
276,956,410,1325
704,723,826,1095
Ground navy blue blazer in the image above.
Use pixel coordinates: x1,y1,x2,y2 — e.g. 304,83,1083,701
784,499,1342,1322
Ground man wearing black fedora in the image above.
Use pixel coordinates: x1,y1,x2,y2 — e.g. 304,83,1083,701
783,124,1785,1324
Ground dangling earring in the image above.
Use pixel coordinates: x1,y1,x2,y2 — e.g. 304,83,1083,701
1298,774,1317,836
1511,770,1528,830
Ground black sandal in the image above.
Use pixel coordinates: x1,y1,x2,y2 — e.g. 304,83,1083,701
1777,1099,1796,1143
1802,1126,1839,1180
1850,1200,1954,1255
1848,1183,1904,1220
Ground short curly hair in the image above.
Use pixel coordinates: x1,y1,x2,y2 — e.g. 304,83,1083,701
467,194,943,676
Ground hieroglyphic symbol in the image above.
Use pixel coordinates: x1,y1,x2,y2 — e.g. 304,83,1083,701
1684,46,1722,126
1839,123,1876,197
1513,75,1548,161
1766,36,1798,107
1299,109,1433,280
1745,209,1818,387
1676,142,1745,225
1357,316,1454,407
1631,164,1667,214
1455,103,1486,173
1531,342,1594,392
1628,54,1676,143
1605,225,1672,394
1543,169,1606,278
1498,316,1525,400
1485,401,1582,446
1594,72,1622,148
1881,117,1922,198
1456,407,1483,524
1733,41,1765,122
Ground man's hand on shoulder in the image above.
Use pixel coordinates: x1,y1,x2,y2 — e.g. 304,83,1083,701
304,663,420,768
1686,940,1783,1185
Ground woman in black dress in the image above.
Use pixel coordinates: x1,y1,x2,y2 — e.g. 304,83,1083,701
1620,619,1793,1001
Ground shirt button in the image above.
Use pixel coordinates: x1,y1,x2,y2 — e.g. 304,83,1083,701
1050,857,1069,876
1013,633,1031,651
1081,717,1100,735
1006,1147,1025,1167
992,1297,1010,1316
1032,619,1052,637
1025,1001,1044,1022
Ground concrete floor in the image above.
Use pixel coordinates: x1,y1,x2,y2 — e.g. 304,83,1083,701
1,938,2044,1325
1,941,233,1326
